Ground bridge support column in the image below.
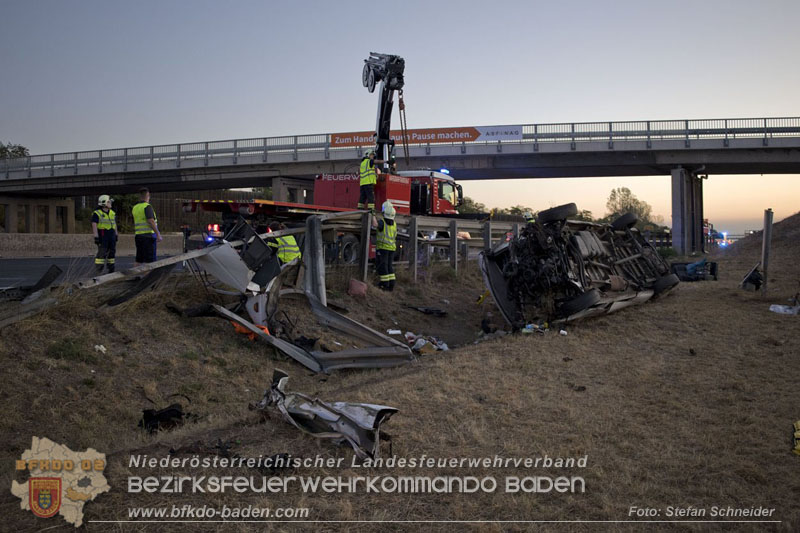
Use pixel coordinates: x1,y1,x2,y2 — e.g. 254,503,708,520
3,201,18,233
671,167,704,255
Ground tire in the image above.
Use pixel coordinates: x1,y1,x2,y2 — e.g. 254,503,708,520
362,64,370,87
611,213,638,231
653,273,680,295
367,70,376,93
538,203,578,224
559,288,602,317
340,234,360,264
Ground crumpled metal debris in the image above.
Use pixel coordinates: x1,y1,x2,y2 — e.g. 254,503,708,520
138,403,195,433
254,370,397,460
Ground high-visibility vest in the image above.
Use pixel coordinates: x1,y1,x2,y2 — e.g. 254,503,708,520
132,202,156,235
376,219,397,251
269,236,301,263
359,158,377,186
93,208,117,232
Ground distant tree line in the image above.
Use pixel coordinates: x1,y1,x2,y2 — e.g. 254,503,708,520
460,187,669,230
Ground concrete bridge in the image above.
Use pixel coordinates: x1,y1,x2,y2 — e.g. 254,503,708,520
2,117,800,253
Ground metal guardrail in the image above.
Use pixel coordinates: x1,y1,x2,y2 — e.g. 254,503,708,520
4,117,800,179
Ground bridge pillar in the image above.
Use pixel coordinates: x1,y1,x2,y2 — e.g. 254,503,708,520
670,167,704,255
272,177,315,204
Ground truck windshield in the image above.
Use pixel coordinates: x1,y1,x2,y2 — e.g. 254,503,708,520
438,183,455,204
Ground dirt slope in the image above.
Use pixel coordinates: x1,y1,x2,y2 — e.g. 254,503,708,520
1,234,799,530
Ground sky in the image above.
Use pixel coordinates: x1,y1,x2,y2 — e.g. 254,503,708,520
1,0,798,233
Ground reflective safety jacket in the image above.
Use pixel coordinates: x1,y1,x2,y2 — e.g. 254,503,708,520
376,219,397,251
360,158,377,186
132,202,156,235
269,235,301,263
93,209,117,232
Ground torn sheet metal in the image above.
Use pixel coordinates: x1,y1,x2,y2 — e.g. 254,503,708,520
306,293,411,351
105,264,176,307
195,243,261,293
214,304,323,373
255,370,397,460
311,347,416,372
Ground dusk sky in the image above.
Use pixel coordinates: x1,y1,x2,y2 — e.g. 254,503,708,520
2,0,798,233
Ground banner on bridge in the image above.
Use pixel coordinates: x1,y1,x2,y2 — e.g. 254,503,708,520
330,125,522,147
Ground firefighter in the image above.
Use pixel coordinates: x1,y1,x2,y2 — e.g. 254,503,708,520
372,201,397,291
132,187,162,266
358,150,381,212
91,194,117,273
267,221,302,264
524,211,535,224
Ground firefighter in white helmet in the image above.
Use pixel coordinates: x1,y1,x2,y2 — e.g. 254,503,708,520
91,194,117,273
372,200,397,291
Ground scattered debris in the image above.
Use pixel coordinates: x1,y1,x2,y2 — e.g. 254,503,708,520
769,304,800,315
386,329,402,335
231,321,271,340
0,264,62,302
559,329,568,336
348,279,368,297
405,332,449,353
94,345,107,354
740,263,763,291
671,258,718,282
138,403,194,434
253,370,397,459
521,323,546,335
104,264,176,307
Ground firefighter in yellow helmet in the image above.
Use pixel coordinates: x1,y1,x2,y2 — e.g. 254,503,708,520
91,194,117,273
267,221,301,264
372,201,397,291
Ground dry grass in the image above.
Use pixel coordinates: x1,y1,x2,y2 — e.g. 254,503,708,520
2,217,800,531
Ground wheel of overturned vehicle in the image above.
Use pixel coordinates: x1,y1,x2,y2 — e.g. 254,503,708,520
340,234,360,264
362,64,371,87
653,273,680,295
559,289,602,317
611,212,638,231
537,203,578,224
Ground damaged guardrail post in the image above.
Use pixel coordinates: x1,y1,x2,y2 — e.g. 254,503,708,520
359,211,372,283
304,215,327,307
483,221,492,250
512,223,520,239
450,219,458,273
408,216,418,284
761,208,773,297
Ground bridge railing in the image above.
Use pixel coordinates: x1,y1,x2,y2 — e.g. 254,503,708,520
4,117,800,179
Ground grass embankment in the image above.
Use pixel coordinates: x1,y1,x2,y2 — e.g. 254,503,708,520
1,214,799,530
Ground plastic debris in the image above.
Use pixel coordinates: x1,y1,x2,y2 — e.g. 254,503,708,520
93,344,107,354
769,305,800,315
387,329,402,335
559,329,568,336
406,332,448,353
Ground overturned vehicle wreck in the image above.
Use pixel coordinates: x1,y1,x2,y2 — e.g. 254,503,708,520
479,203,679,327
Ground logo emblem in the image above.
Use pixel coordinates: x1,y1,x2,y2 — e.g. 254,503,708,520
29,478,61,518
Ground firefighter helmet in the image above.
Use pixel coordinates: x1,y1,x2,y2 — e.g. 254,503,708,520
382,201,396,220
98,194,113,207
